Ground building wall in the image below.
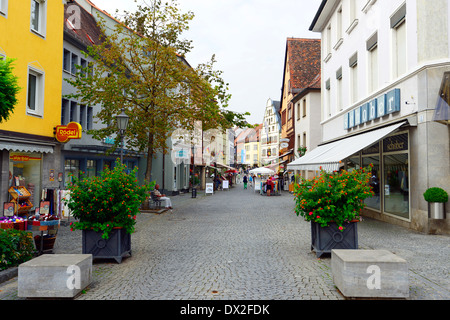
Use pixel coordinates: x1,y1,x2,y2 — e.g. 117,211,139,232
0,0,66,137
312,0,450,234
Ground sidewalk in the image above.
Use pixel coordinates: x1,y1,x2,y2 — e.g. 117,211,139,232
0,184,449,300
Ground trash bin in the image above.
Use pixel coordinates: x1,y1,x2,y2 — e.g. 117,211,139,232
191,188,197,198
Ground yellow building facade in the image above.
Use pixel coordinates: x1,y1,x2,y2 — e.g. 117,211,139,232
0,0,67,211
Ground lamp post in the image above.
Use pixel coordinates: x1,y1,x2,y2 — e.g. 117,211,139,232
116,108,129,164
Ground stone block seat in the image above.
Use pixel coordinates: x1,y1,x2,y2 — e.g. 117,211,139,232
331,249,409,299
18,254,92,298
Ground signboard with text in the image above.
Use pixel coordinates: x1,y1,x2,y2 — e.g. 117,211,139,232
54,122,82,143
345,89,401,130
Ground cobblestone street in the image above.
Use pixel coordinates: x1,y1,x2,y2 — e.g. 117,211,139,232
0,184,449,301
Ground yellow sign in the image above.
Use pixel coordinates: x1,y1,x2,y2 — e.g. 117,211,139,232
54,122,82,143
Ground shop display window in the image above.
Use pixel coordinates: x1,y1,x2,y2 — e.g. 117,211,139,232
64,159,80,188
86,159,97,178
383,153,409,219
9,152,42,209
363,155,380,210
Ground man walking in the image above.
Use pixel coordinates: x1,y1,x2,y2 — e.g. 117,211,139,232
243,175,248,189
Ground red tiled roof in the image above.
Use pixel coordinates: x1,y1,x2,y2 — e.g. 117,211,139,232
64,1,103,47
285,38,321,92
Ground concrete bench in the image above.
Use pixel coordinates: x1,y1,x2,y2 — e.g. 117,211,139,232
18,254,92,298
331,249,409,298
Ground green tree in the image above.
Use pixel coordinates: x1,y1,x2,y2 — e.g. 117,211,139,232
0,58,20,123
65,0,249,183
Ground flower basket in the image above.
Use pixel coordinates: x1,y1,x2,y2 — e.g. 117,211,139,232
294,166,374,256
82,228,131,263
65,159,154,263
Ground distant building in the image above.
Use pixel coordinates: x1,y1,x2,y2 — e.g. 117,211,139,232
279,38,321,167
260,98,281,167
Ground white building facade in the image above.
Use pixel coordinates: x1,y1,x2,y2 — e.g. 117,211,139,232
291,0,450,234
260,98,282,166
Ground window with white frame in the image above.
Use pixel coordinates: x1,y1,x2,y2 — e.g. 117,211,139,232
392,20,407,79
325,79,331,118
30,0,46,36
0,0,8,16
349,53,358,104
367,32,378,93
27,67,44,116
336,67,343,112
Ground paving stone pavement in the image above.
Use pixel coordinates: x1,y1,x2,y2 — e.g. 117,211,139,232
0,183,449,301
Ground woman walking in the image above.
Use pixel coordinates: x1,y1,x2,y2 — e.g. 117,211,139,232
243,175,248,189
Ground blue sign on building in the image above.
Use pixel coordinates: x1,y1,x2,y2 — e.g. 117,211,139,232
344,88,400,129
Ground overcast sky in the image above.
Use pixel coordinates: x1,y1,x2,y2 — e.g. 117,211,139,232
92,0,322,125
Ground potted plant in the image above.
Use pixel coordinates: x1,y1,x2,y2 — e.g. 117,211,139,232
423,187,448,219
65,159,154,263
294,165,374,257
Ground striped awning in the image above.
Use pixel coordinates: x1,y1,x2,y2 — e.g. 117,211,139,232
0,141,54,154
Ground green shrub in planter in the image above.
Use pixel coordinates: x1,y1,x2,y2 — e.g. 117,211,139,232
0,229,35,270
65,159,155,239
423,187,448,203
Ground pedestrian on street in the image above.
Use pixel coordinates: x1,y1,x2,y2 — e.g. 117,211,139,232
243,175,248,189
249,174,253,187
154,184,173,209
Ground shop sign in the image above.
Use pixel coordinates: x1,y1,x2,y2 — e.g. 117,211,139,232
383,133,408,152
54,122,82,143
10,155,41,161
345,89,401,130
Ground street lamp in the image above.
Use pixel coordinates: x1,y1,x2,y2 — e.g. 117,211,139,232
116,108,129,164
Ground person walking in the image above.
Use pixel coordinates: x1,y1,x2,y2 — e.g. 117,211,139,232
243,175,248,189
248,174,253,188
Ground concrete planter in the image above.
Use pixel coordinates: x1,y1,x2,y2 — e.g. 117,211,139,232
310,221,358,258
429,202,445,219
82,228,131,263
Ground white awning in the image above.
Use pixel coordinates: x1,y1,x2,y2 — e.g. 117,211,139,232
0,141,54,154
287,121,406,172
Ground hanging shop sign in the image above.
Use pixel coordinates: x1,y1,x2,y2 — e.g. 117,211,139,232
10,155,41,161
345,89,401,130
54,122,82,143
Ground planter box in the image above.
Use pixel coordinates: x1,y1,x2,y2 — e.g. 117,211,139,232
82,228,131,263
310,221,358,258
429,202,445,219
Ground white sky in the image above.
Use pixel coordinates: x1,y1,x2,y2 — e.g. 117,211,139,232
91,0,322,125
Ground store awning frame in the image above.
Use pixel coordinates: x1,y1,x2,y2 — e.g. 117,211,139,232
0,141,54,154
287,121,406,172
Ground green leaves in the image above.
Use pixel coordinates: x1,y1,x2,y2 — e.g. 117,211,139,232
294,166,375,231
0,58,20,123
0,229,34,270
64,159,155,239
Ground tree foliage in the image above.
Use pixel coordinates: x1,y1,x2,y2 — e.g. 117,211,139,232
0,58,20,123
65,0,249,182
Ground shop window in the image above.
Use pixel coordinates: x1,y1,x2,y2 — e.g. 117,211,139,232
383,133,409,219
30,0,46,37
86,160,97,178
363,155,380,210
9,152,42,209
64,159,80,188
27,68,44,116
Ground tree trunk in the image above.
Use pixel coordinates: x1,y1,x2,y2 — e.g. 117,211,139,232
145,133,154,183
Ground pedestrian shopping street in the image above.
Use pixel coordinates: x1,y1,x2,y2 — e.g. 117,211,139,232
1,183,449,300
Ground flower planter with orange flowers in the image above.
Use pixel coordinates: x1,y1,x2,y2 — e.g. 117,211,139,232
64,159,154,263
294,166,374,257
